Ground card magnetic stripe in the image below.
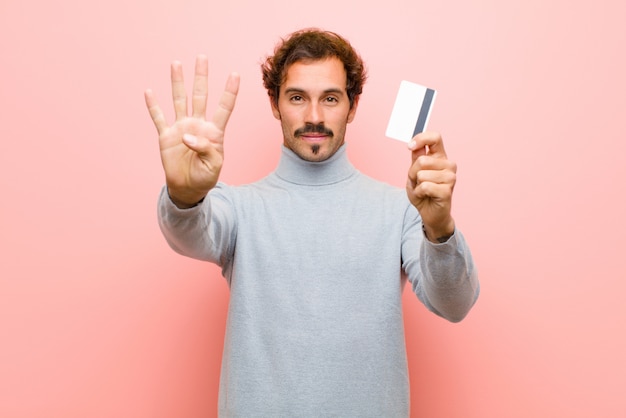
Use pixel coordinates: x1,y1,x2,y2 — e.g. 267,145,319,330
413,88,436,137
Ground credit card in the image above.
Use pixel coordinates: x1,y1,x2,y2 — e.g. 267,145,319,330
386,80,437,142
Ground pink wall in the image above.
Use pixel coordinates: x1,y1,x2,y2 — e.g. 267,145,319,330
1,0,625,417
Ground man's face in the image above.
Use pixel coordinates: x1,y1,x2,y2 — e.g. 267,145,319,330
271,57,358,162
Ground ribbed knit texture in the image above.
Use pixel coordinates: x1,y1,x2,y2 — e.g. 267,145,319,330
158,144,479,417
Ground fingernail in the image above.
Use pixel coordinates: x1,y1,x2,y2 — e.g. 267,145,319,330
183,134,197,146
407,139,416,150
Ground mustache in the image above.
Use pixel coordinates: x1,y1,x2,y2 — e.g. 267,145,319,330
294,123,334,137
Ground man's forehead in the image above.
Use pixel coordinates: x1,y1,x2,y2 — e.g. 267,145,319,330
281,57,348,91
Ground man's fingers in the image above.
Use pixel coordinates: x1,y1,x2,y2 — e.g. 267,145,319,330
411,181,454,201
145,89,168,135
415,168,457,186
212,72,240,132
407,154,457,198
409,155,457,178
171,60,188,120
408,131,447,161
192,55,209,118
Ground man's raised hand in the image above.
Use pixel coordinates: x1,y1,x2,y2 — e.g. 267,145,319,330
145,55,239,208
406,132,457,243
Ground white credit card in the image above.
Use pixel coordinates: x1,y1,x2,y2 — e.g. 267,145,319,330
385,80,437,142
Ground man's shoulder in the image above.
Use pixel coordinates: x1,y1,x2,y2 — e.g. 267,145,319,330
209,173,284,203
354,171,405,196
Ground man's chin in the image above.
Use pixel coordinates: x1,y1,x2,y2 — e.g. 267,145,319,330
287,141,340,162
297,148,330,162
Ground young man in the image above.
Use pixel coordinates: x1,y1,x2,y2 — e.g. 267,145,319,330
145,28,479,417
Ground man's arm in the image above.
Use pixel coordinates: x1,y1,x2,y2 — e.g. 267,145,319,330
403,220,479,323
404,132,479,321
157,185,236,267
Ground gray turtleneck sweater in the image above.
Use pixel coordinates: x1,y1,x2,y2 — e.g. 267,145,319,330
158,144,479,417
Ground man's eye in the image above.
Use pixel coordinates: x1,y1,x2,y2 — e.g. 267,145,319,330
290,95,303,102
325,97,338,103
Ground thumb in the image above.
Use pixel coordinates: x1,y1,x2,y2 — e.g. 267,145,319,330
408,139,428,163
182,133,211,157
182,133,199,147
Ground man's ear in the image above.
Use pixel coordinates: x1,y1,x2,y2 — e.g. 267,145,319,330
270,96,281,120
347,96,360,123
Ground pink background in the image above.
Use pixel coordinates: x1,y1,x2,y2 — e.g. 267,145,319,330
1,0,625,417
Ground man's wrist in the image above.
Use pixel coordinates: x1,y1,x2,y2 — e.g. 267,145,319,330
422,219,455,243
167,188,206,209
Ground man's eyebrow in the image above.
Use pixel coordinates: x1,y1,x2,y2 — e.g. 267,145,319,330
283,87,305,95
323,88,345,95
283,87,346,95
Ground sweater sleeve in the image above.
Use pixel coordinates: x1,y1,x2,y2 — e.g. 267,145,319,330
401,205,480,322
157,184,236,269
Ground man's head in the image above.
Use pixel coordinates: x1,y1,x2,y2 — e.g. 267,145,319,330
262,29,367,109
261,29,367,162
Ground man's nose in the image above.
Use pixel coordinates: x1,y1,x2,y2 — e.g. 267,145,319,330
305,102,323,124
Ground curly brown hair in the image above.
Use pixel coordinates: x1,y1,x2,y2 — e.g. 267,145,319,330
261,28,367,109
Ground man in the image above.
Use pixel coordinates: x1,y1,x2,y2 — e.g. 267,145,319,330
145,28,479,417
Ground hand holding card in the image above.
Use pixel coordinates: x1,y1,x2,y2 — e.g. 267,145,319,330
386,81,437,143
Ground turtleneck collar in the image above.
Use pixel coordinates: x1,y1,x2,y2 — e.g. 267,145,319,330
274,144,357,186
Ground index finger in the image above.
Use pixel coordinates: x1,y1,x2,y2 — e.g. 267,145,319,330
144,89,168,135
211,72,240,131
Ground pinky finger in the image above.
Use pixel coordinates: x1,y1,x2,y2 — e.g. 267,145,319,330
144,89,168,135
